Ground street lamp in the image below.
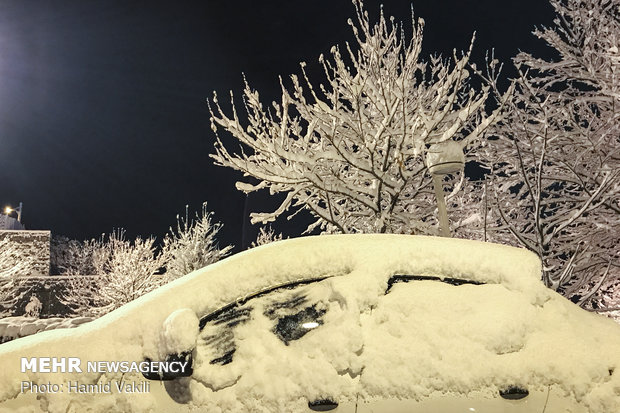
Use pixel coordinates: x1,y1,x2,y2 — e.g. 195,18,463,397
425,141,465,238
4,202,23,223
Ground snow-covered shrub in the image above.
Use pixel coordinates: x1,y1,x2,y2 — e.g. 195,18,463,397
250,225,284,248
161,203,233,280
50,235,107,276
63,230,165,317
58,204,231,317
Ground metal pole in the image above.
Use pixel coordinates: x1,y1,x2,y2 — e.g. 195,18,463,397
242,193,249,249
17,202,22,222
432,175,450,237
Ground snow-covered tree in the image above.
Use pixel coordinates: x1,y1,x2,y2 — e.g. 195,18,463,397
51,235,107,276
60,205,231,316
96,231,165,315
63,230,165,317
479,0,619,310
162,203,233,280
250,225,284,248
209,0,511,235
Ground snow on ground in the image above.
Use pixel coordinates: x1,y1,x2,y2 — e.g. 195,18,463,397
0,316,93,344
0,234,618,413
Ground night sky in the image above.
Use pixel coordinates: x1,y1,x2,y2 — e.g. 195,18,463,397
0,0,555,251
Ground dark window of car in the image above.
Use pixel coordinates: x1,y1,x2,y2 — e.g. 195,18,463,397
499,386,529,400
198,278,329,365
270,304,327,345
201,305,252,365
386,274,484,294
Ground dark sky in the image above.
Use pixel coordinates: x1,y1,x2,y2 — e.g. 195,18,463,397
0,0,555,251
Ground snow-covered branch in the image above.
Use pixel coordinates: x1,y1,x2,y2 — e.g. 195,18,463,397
161,202,233,280
209,0,508,235
478,0,619,309
62,230,166,317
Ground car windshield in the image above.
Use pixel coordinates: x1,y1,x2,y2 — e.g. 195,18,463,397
385,274,484,293
198,279,329,367
197,273,486,367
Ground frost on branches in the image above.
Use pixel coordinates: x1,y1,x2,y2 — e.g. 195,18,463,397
62,230,165,317
209,0,510,235
481,0,619,312
59,205,232,317
51,235,108,276
162,203,233,280
250,225,284,248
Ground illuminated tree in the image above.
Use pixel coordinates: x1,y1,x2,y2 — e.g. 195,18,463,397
479,0,619,310
209,0,510,235
63,230,165,317
250,225,284,248
161,203,233,280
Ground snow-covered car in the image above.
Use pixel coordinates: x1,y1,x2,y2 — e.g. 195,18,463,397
0,235,619,413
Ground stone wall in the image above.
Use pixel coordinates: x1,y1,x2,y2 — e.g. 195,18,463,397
0,230,50,276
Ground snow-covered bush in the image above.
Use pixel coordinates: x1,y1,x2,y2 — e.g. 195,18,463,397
63,230,165,317
50,235,107,276
58,205,231,317
250,225,284,248
161,203,232,280
209,0,511,235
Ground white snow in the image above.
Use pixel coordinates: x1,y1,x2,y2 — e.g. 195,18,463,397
0,316,93,344
160,309,199,356
425,140,466,174
0,234,618,413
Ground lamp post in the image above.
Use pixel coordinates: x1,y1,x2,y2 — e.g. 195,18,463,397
4,202,23,223
425,141,465,238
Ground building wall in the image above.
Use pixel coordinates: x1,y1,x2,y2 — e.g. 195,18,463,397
0,215,25,230
0,230,50,276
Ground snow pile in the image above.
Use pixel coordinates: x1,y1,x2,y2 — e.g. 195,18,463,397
0,235,618,413
0,316,92,344
160,308,199,356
